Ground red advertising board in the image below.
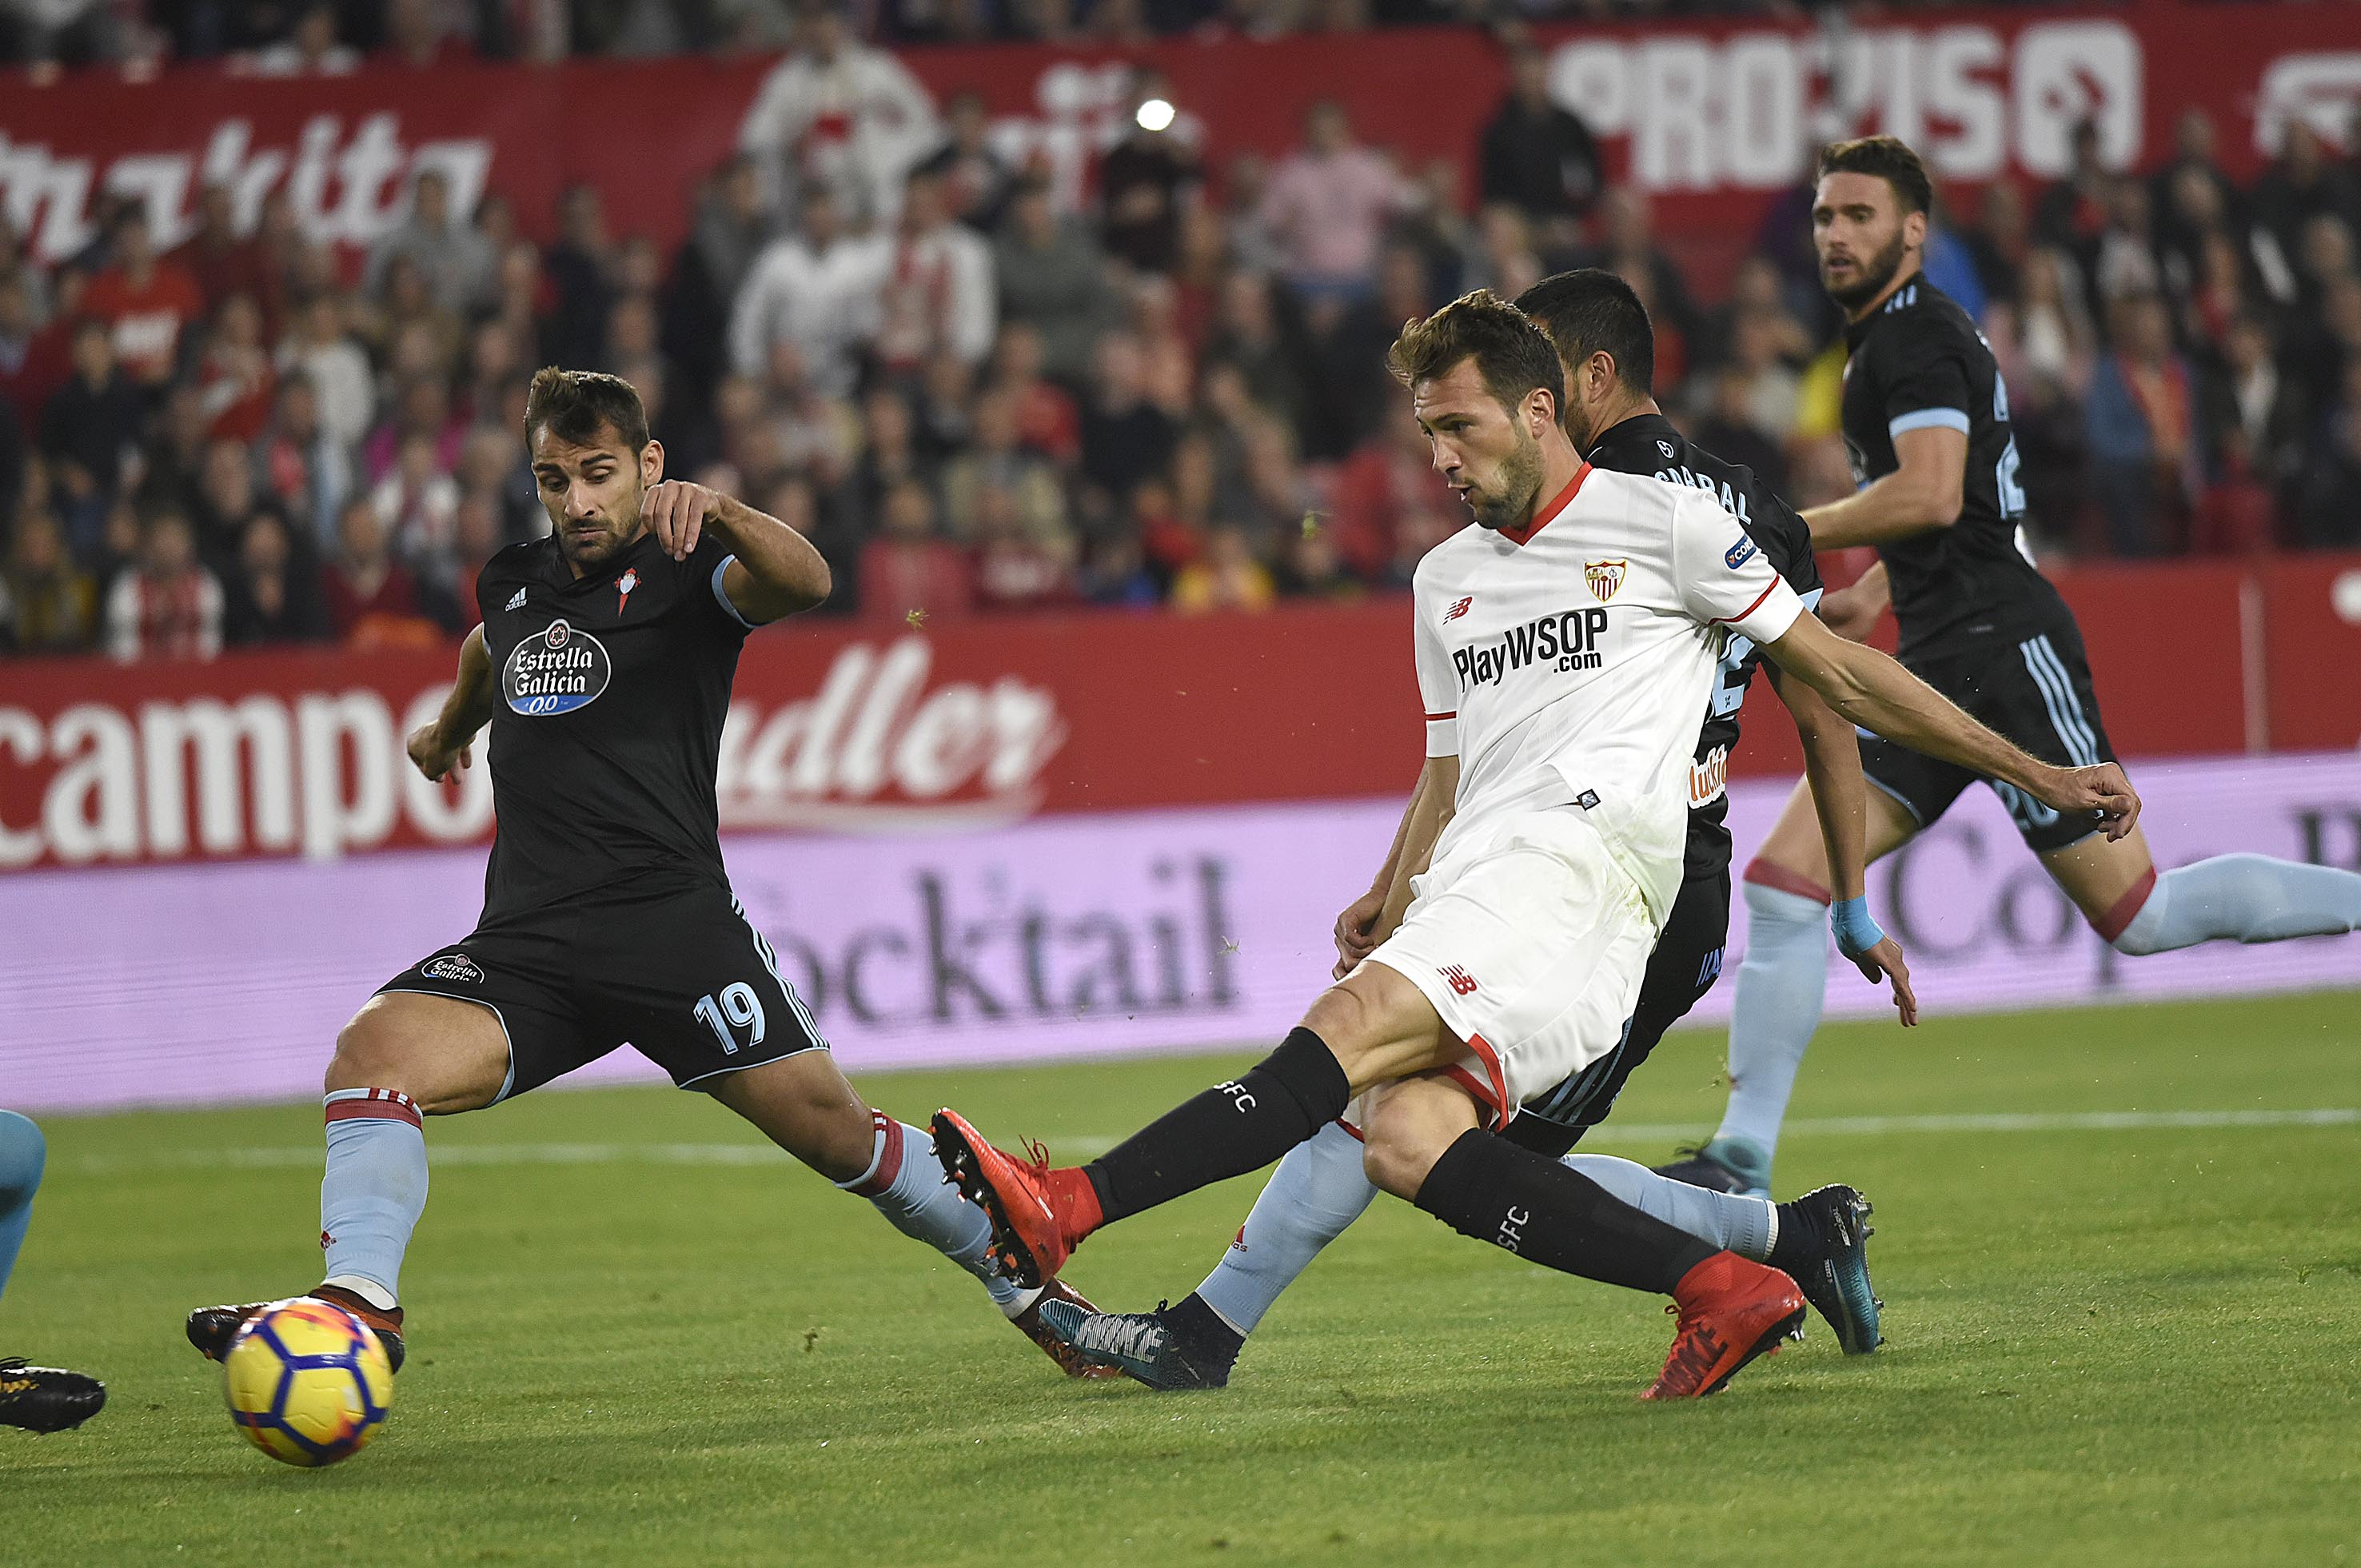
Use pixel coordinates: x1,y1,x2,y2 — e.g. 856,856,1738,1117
0,2,2354,277
1,552,2340,873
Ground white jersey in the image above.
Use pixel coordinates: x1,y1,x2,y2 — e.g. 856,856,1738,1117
1413,462,1804,920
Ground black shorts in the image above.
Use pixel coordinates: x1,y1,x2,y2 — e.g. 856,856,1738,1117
377,876,826,1101
1503,853,1732,1159
1860,619,2119,854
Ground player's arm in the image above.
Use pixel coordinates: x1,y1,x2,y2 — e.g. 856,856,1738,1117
407,624,495,782
1803,425,1967,549
1759,611,2139,837
1767,662,1916,1023
1334,755,1458,979
644,479,832,624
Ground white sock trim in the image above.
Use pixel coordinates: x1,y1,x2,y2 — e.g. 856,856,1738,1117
999,1285,1043,1320
319,1274,398,1312
1758,1201,1778,1263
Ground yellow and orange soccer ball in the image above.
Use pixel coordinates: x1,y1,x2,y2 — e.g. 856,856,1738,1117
221,1298,394,1466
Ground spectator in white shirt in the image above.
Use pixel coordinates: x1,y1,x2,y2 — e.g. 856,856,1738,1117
277,295,375,450
730,184,891,400
875,167,995,376
736,0,940,227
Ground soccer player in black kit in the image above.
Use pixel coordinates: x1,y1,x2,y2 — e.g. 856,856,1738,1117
1667,137,2361,1199
185,369,1108,1384
1033,272,1925,1389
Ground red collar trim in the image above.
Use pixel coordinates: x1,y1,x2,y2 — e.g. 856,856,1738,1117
1497,463,1590,546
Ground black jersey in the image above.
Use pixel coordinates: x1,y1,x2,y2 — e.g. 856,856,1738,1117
472,529,754,923
1840,277,2072,655
1585,411,1822,875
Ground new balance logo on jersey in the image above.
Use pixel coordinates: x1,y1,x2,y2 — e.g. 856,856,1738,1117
1445,595,1474,622
1451,606,1609,687
1440,964,1479,996
504,587,527,612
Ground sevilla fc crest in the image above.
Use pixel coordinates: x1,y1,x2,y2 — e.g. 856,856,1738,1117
1585,559,1628,602
616,568,639,614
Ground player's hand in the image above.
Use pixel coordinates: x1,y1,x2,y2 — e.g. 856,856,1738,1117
1852,936,1918,1027
1815,585,1882,643
407,722,473,782
643,480,717,562
2041,762,2141,840
1332,888,1386,980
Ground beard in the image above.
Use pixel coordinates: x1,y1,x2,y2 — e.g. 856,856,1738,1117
1823,227,1909,309
1468,426,1546,533
552,489,644,573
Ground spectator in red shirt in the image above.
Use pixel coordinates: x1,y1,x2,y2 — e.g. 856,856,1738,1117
170,183,276,325
321,494,432,646
858,477,970,624
991,321,1080,465
196,293,277,443
105,510,223,662
82,211,205,389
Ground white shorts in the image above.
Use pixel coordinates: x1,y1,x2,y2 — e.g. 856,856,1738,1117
1354,808,1658,1132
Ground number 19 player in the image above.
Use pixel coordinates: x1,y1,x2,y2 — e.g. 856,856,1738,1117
185,369,1108,1382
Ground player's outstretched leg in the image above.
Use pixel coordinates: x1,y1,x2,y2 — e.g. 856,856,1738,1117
1359,1078,1804,1399
186,993,503,1373
933,973,1428,1287
0,1111,108,1434
2086,851,2361,955
706,1056,1115,1378
1039,1121,1379,1390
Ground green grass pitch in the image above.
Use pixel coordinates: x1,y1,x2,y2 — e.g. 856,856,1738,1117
6,991,2359,1565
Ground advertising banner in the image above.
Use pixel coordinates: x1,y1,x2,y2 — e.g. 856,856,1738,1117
6,751,2357,1114
1,3,2354,269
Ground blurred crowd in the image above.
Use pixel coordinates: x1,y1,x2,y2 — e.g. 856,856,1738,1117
6,0,2077,70
2,14,2360,660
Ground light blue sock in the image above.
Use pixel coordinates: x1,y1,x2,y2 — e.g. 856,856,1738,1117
1197,1119,1376,1335
838,1115,1025,1312
0,1111,46,1304
2114,855,2361,955
1562,1153,1775,1260
1712,877,1832,1190
320,1090,429,1307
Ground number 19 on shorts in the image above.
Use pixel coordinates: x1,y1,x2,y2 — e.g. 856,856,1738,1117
693,983,767,1055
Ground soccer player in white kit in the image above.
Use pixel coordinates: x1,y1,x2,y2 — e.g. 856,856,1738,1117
933,291,2138,1398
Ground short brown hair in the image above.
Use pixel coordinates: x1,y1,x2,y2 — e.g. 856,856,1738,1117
1386,289,1564,417
523,366,650,453
1818,135,1934,217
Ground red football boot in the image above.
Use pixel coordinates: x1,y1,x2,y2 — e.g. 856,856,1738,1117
931,1110,1100,1290
1011,1278,1123,1379
1641,1252,1806,1401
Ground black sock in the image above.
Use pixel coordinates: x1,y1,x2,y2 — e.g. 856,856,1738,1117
1085,1027,1350,1225
1766,1199,1826,1275
1166,1292,1246,1378
1414,1128,1717,1295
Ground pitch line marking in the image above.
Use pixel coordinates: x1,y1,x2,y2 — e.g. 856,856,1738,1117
58,1107,2361,1174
